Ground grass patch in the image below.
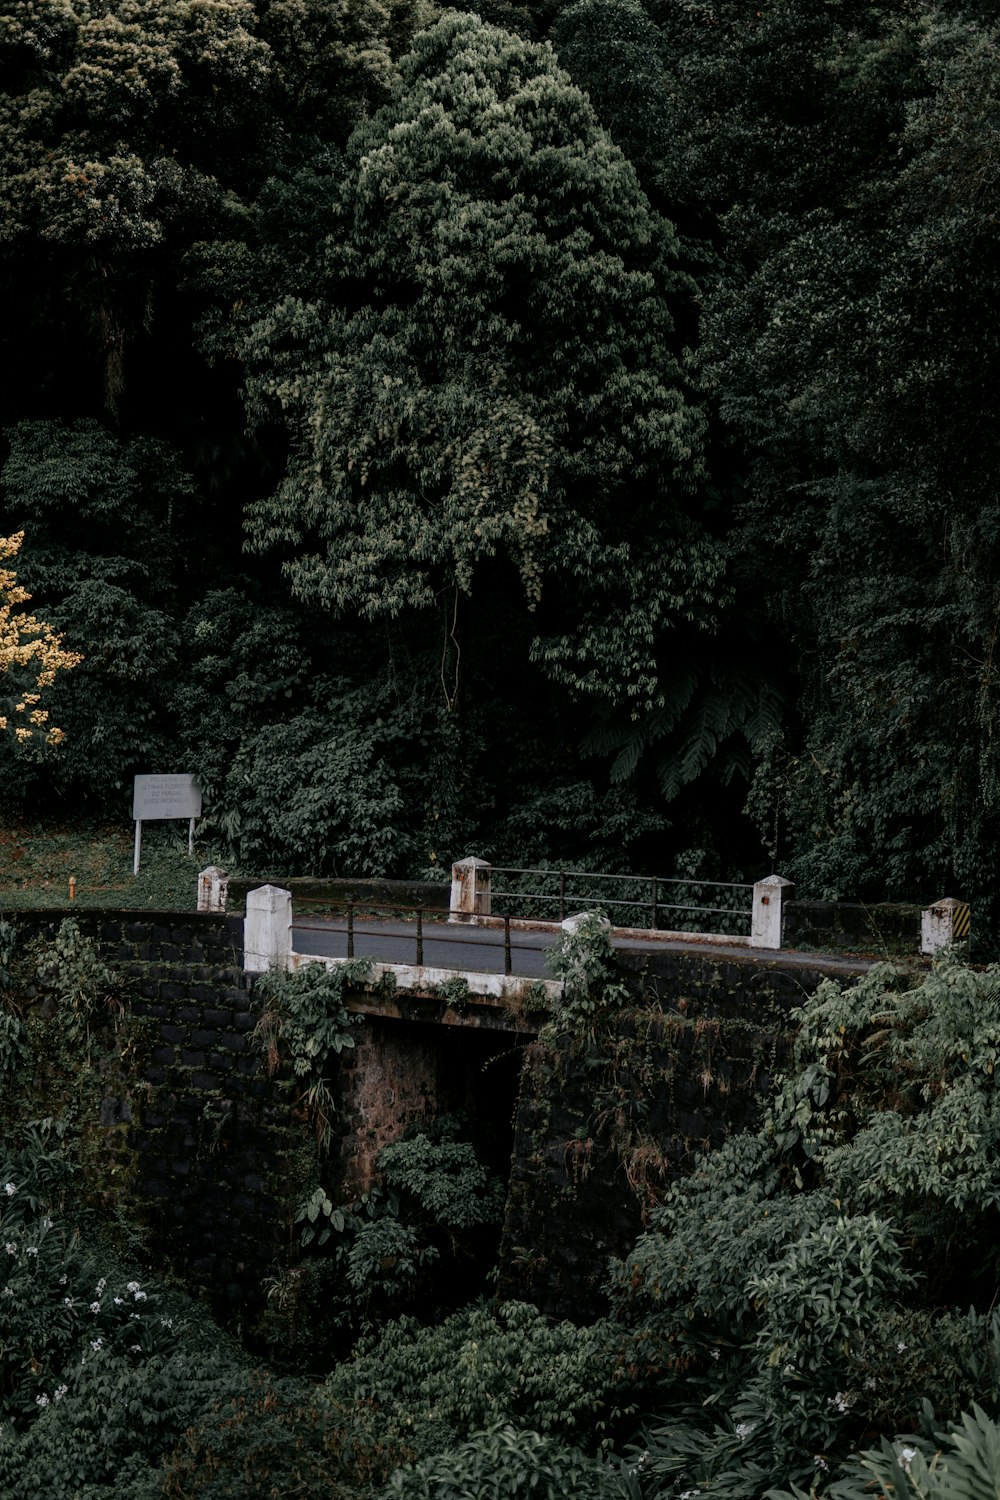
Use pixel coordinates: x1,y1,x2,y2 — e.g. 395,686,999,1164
0,818,223,911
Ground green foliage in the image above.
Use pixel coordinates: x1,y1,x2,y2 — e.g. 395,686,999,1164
34,916,121,1046
224,710,410,877
546,913,630,1035
0,421,190,807
381,1420,636,1500
608,954,1000,1493
280,1119,507,1355
253,961,362,1152
322,1299,633,1455
378,1123,507,1234
550,0,675,187
234,10,712,717
0,921,31,1095
0,920,16,992
774,1403,1000,1500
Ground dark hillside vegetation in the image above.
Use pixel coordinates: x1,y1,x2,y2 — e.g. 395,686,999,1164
4,0,996,933
5,6,1000,1491
3,915,1000,1494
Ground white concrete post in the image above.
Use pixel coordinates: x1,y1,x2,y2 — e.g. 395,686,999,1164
244,885,293,973
449,856,492,924
197,865,229,913
750,874,794,950
921,897,971,955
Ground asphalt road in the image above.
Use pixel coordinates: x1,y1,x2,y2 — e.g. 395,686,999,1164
289,906,881,978
289,916,875,980
292,916,556,978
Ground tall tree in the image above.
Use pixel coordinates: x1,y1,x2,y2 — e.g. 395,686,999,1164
232,12,714,724
703,11,1000,921
0,531,81,749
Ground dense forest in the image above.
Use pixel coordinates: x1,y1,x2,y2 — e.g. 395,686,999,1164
4,0,999,930
5,4,1000,1493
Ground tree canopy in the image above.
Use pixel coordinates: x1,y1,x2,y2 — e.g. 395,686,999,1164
1,0,999,924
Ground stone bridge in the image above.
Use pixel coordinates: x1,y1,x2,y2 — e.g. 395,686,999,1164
8,863,968,1324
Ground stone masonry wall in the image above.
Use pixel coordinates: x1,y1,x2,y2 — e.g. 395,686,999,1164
497,946,874,1321
10,909,291,1314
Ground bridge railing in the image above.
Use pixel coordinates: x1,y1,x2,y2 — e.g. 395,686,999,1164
293,896,531,977
450,859,794,949
238,868,798,976
489,865,754,936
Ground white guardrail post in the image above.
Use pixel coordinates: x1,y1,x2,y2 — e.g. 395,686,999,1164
449,856,492,924
197,865,229,912
244,885,293,972
750,874,794,950
921,896,971,954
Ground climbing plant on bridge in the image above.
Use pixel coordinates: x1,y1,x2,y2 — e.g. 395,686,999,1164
253,959,366,1152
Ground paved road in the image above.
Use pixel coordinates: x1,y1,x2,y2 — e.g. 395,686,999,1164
291,916,877,979
292,916,556,978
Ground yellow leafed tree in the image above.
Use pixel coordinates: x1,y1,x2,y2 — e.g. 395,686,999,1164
0,532,83,744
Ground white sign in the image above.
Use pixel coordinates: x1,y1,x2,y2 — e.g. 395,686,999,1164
133,774,202,821
132,774,203,874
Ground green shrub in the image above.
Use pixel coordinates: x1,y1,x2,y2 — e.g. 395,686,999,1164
322,1300,635,1459
380,1421,638,1500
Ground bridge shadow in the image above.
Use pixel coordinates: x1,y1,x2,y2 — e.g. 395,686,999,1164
334,1014,529,1198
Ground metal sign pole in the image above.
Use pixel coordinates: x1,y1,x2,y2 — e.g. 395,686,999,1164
133,819,142,877
188,816,195,857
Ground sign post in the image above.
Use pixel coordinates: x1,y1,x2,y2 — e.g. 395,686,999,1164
132,775,203,876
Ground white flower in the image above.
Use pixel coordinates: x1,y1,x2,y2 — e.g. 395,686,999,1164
58,1275,66,1285
64,1297,73,1307
95,1278,106,1294
126,1281,140,1294
4,1183,15,1197
710,1349,721,1361
899,1446,918,1474
1,1287,12,1298
114,1297,123,1305
130,1343,141,1353
814,1457,829,1471
132,1290,147,1302
160,1317,173,1329
735,1421,756,1440
90,1338,103,1352
40,1218,52,1230
25,1246,38,1257
4,1243,15,1255
681,1491,701,1498
829,1391,854,1414
89,1301,101,1313
53,1385,68,1403
897,1340,908,1353
35,1393,49,1407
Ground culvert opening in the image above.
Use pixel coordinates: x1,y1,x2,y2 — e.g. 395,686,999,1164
326,1014,532,1329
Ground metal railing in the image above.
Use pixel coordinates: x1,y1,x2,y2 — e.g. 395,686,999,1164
293,897,531,977
490,866,753,936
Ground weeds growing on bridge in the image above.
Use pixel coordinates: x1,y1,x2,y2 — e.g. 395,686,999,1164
253,960,365,1153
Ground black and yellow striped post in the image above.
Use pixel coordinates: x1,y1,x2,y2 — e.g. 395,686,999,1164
920,897,971,954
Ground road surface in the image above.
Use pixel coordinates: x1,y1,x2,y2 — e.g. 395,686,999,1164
290,916,876,979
